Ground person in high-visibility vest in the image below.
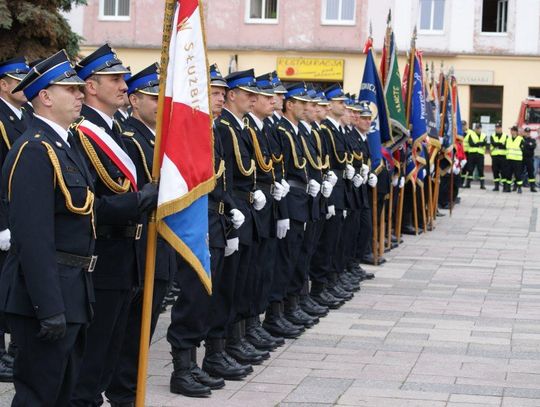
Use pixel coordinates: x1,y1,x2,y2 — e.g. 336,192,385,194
461,120,473,186
463,123,487,189
489,122,508,191
505,125,524,193
522,127,537,192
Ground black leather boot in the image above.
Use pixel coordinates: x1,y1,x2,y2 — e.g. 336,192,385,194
263,301,303,338
226,322,266,365
0,358,12,383
253,318,285,346
202,339,249,380
493,182,499,191
190,347,225,390
170,348,211,397
109,402,134,407
310,282,343,309
245,317,278,350
299,294,329,317
284,295,318,328
2,341,16,369
480,180,486,189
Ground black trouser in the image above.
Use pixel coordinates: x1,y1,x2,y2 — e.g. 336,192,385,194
254,237,277,315
71,289,132,407
268,220,305,303
343,209,360,265
106,279,169,403
307,218,327,284
507,160,523,186
167,257,213,350
355,205,372,261
8,314,86,407
289,220,318,297
232,243,254,322
461,152,470,182
491,155,507,184
242,237,266,319
206,246,232,339
310,210,343,285
467,153,484,181
524,157,535,184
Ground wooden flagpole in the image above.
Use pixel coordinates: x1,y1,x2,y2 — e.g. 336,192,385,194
135,1,176,405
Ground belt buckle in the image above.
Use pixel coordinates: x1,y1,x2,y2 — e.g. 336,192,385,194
135,224,143,240
88,255,98,273
249,192,254,204
218,201,225,215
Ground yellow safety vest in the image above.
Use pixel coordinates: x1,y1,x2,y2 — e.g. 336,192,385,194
463,129,474,153
466,131,487,154
506,135,524,161
490,132,508,156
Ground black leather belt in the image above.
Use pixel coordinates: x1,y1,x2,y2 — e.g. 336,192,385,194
208,200,225,215
56,251,98,273
231,190,254,204
329,168,347,179
96,224,143,240
287,179,309,193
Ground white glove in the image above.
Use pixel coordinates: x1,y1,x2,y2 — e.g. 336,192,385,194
224,237,239,257
399,176,405,189
326,170,338,187
420,169,426,179
276,219,290,239
360,163,370,179
453,163,460,175
271,181,285,201
368,173,378,187
430,163,435,174
344,164,355,180
0,229,10,251
343,209,348,219
460,159,467,168
229,209,245,230
307,179,321,197
252,189,266,211
352,173,363,188
321,180,333,198
280,179,290,197
326,205,336,220
392,176,399,187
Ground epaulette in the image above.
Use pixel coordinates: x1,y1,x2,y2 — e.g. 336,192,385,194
220,118,231,126
122,131,135,137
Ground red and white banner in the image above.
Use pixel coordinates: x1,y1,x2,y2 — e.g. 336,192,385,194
79,119,138,190
156,0,214,293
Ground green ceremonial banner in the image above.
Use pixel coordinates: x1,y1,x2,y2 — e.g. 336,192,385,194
384,33,408,139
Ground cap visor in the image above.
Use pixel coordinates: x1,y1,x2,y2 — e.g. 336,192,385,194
257,88,275,96
54,74,86,86
329,96,347,101
94,63,131,75
291,95,311,102
238,85,260,94
274,85,287,93
138,85,160,96
210,79,229,88
6,73,27,81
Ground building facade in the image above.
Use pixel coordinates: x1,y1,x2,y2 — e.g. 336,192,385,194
67,0,540,132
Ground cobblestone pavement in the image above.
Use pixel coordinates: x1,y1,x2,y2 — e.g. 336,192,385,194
3,186,540,406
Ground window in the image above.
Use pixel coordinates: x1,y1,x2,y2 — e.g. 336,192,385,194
246,0,278,23
481,0,508,33
321,0,356,25
529,88,540,98
419,0,445,31
470,85,503,128
99,0,130,21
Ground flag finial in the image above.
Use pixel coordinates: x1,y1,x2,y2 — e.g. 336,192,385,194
387,9,392,25
369,20,373,39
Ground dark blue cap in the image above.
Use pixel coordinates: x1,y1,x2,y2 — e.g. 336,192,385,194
255,73,275,96
305,84,321,102
124,66,132,83
225,69,259,93
270,71,287,94
76,43,130,80
315,88,329,105
358,101,372,117
284,82,310,102
210,63,228,88
0,57,30,80
126,63,159,95
324,84,347,101
12,50,85,100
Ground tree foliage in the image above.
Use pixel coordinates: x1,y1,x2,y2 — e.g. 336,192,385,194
0,0,87,61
